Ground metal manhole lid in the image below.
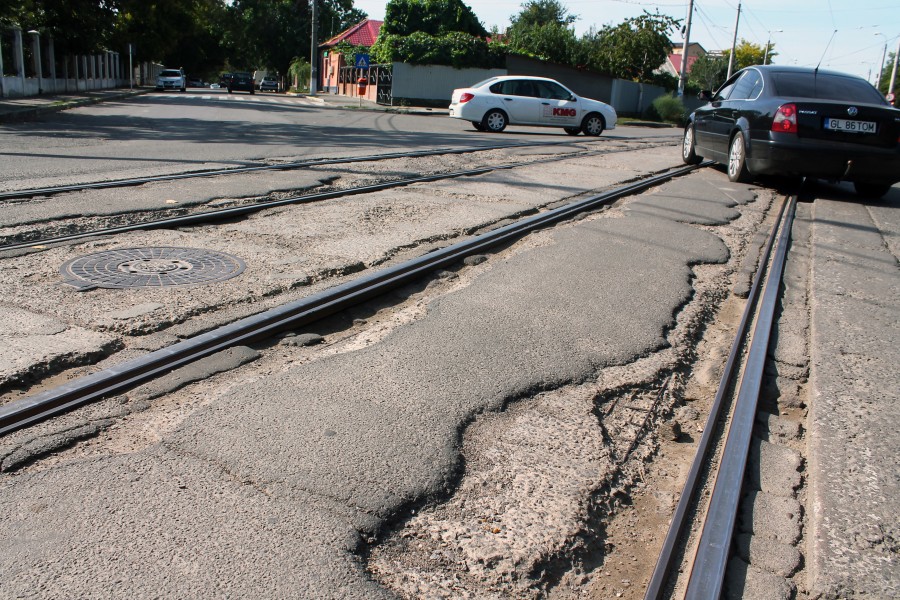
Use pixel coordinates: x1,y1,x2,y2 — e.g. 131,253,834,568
61,247,245,290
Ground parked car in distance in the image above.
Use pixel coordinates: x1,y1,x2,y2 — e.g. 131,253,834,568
683,64,900,198
218,73,233,88
259,76,278,92
227,72,255,94
155,68,185,92
449,75,617,136
187,77,204,88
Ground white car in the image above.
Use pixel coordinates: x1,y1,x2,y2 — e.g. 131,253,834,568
449,75,617,136
155,68,186,92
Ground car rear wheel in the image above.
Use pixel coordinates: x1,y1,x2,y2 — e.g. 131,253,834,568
581,113,605,136
682,125,701,164
227,88,232,94
482,109,507,133
250,88,255,95
727,132,751,183
564,127,581,136
853,182,892,199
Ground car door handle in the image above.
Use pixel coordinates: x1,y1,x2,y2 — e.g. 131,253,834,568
541,102,550,105
504,98,513,101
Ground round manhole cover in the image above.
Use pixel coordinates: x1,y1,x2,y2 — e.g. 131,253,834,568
61,247,245,289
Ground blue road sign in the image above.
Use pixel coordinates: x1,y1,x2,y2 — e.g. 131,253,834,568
354,53,370,69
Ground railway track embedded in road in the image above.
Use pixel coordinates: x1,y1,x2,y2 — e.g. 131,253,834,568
0,161,707,436
0,136,676,202
0,140,677,253
644,189,799,599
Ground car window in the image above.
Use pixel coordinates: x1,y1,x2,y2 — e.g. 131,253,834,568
472,78,498,89
533,80,572,100
713,72,742,101
160,70,182,77
771,73,886,104
490,79,536,97
729,69,763,100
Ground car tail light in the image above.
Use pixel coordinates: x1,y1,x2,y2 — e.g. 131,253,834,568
459,92,474,103
772,103,798,133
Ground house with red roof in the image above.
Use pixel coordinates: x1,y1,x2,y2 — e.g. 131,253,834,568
658,42,707,79
320,18,383,95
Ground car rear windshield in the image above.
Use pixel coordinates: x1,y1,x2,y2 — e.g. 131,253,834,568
771,73,886,104
160,70,182,77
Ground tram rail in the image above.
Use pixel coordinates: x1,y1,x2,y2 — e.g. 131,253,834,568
0,136,674,202
644,189,799,599
0,162,708,437
0,142,677,253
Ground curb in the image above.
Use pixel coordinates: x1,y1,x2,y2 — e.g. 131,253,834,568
0,89,152,123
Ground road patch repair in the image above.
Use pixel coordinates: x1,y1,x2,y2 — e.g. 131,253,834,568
0,168,765,597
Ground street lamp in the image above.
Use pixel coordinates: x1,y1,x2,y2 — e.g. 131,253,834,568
874,32,887,90
764,29,782,65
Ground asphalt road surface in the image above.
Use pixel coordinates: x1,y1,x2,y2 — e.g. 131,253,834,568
0,89,675,193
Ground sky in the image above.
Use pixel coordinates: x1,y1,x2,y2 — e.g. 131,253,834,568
351,0,900,85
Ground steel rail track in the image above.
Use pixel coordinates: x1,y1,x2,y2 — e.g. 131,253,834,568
0,161,708,437
0,142,676,254
0,137,672,202
644,192,798,599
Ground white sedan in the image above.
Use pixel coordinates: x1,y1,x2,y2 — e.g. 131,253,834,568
449,75,617,136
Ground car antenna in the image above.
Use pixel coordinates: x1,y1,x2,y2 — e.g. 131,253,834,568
815,30,838,74
814,29,837,96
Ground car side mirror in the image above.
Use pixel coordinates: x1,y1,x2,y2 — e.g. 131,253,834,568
569,94,577,102
699,90,712,102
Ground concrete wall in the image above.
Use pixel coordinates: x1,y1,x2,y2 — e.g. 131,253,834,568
391,63,506,103
506,54,615,106
609,79,669,117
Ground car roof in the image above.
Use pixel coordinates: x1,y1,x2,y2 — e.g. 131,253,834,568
480,75,561,84
740,64,867,81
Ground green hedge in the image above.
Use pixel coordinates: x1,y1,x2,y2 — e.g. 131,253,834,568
371,32,507,69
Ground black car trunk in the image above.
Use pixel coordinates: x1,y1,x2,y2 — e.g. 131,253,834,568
793,101,900,149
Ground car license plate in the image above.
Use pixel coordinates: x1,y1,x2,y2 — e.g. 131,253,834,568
824,118,876,133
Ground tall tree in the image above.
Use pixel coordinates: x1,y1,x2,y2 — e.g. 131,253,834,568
723,39,767,71
582,11,680,81
505,0,578,65
112,0,228,76
688,53,728,91
2,0,119,54
380,0,486,37
227,0,365,75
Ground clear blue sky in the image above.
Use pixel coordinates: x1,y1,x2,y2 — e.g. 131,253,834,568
352,0,900,85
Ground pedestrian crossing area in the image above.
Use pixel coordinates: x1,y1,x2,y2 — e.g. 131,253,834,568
149,92,320,108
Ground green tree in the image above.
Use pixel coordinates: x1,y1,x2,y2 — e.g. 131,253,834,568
380,0,487,37
581,11,680,82
688,53,728,91
2,0,119,54
506,0,578,65
723,39,768,71
372,0,495,68
112,0,228,77
225,0,365,76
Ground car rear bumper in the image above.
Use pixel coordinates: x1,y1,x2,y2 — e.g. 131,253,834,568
749,137,900,183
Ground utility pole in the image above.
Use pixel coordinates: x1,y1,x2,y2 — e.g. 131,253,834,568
726,2,741,79
310,0,318,94
889,37,900,101
875,33,886,89
764,29,782,65
677,0,694,97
